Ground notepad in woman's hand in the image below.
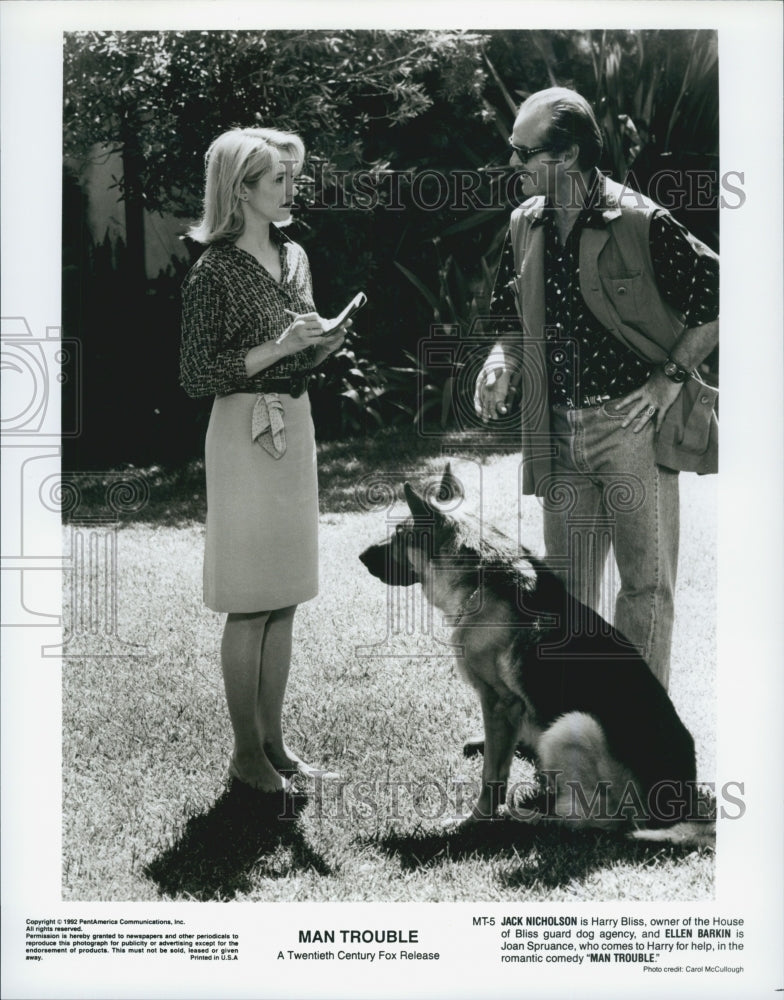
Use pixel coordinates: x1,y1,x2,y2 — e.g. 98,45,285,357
321,292,367,334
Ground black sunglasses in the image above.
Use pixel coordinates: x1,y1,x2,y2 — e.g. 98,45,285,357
508,140,551,163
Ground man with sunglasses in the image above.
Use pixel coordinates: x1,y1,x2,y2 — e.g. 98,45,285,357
474,87,719,690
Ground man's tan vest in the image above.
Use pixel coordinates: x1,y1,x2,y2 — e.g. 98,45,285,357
509,175,719,495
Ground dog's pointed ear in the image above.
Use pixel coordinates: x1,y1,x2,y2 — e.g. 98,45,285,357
404,482,433,521
437,462,464,504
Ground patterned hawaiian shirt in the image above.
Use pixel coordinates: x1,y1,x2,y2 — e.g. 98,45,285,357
490,207,719,406
180,226,317,398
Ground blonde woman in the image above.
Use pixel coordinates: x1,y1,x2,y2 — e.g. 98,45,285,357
180,128,345,793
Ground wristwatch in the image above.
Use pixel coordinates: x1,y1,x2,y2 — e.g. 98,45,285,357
662,358,692,383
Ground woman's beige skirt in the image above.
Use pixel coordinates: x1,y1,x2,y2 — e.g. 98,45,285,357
203,392,318,612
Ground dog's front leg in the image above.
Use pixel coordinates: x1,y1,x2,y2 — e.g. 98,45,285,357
472,683,522,820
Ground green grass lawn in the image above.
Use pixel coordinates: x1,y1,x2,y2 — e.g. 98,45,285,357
62,429,716,902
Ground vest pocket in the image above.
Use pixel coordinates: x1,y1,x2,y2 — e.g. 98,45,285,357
605,273,643,323
655,380,719,473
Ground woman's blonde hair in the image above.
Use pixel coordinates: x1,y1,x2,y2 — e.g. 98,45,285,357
187,127,305,244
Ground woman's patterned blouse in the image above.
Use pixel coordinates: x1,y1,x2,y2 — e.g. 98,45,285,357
180,226,317,398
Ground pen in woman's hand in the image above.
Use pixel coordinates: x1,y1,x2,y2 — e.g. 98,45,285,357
275,309,300,345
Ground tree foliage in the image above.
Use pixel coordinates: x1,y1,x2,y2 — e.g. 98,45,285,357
64,30,489,217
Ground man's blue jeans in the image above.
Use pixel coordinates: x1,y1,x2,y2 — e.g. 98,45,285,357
540,400,680,689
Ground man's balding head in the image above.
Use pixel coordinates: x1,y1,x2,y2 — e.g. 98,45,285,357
517,87,603,172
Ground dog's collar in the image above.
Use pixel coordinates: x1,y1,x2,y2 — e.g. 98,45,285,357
451,586,481,627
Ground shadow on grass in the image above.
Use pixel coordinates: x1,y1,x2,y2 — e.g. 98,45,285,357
144,782,332,901
363,819,706,893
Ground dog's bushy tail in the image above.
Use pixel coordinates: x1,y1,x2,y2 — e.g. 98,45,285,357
628,821,716,848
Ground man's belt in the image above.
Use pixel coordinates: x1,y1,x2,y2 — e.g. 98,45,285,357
562,393,612,409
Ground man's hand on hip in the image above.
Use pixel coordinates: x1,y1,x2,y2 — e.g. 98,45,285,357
614,370,685,433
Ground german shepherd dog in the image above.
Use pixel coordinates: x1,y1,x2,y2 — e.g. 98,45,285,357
359,466,713,845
